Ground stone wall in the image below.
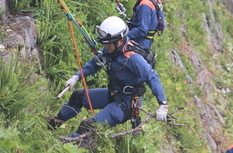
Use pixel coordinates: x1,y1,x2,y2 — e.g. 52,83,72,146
223,0,233,14
0,0,38,61
0,0,7,24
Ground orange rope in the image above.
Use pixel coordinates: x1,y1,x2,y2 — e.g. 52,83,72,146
58,0,69,13
58,0,94,115
68,21,94,115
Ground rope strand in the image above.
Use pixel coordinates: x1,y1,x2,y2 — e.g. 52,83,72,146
58,0,94,115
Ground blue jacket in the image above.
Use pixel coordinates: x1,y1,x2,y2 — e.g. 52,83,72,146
75,38,166,105
226,145,233,153
128,0,158,48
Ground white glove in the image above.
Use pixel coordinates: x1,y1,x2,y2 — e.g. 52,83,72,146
156,105,168,121
65,75,79,90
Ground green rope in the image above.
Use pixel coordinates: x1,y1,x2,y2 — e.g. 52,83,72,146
65,13,98,52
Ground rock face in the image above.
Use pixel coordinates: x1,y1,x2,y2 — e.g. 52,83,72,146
223,0,233,14
170,0,233,152
0,0,8,23
0,0,38,60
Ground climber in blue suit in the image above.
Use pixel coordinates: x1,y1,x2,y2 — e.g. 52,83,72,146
128,0,165,49
226,145,233,153
47,16,168,138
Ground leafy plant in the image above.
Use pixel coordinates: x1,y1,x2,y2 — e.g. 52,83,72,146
0,126,29,153
7,0,35,14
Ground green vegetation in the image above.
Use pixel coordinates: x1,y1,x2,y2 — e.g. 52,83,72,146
7,0,37,14
1,0,233,152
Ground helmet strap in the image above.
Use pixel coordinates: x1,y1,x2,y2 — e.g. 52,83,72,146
113,41,118,51
114,38,126,52
109,38,126,58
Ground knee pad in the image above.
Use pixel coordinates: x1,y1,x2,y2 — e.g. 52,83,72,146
76,118,96,134
69,88,84,108
122,109,132,123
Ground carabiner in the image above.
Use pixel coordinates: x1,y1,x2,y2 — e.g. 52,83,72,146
116,3,127,18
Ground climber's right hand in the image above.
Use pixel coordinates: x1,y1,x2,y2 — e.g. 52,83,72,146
65,75,79,90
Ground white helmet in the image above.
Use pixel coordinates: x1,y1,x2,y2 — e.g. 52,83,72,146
96,16,128,44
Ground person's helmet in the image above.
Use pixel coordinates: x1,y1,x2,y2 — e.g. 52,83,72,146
96,16,128,44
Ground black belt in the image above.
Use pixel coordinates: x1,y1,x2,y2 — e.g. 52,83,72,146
110,90,128,111
122,85,146,96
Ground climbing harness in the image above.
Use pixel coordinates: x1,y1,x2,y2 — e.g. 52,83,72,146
108,66,146,127
131,96,141,128
125,40,157,68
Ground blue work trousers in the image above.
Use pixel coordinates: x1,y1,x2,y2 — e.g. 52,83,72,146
58,88,126,127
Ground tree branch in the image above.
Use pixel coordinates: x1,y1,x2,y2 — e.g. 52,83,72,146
58,107,184,142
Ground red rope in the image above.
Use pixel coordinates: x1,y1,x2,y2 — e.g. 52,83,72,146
115,0,120,5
